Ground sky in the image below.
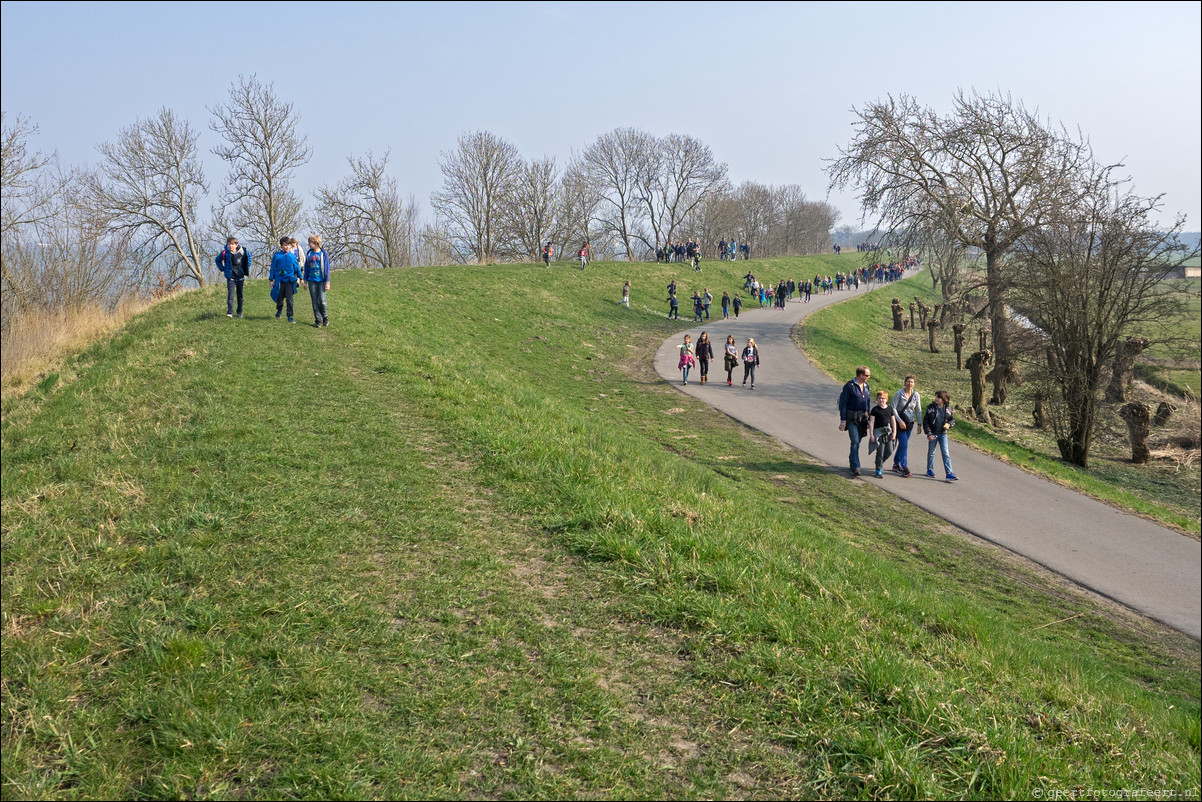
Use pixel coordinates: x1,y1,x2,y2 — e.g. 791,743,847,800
2,1,1200,232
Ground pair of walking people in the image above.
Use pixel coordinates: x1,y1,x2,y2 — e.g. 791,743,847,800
268,235,331,327
837,366,957,480
679,333,759,388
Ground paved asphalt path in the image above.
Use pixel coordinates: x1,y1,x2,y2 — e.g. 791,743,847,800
654,276,1201,639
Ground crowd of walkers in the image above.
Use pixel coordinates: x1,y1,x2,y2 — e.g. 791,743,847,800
214,234,332,327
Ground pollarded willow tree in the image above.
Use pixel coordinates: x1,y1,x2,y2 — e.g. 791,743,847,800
827,90,1094,405
1009,166,1195,467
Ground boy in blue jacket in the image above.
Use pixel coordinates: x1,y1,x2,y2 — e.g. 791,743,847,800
215,236,251,318
269,236,301,322
302,235,331,328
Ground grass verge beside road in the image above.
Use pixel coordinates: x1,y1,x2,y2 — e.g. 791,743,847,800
3,256,1199,799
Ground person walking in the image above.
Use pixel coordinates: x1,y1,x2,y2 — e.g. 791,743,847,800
269,236,301,322
837,365,873,477
302,234,331,328
723,335,738,385
923,390,958,480
215,235,251,318
741,338,760,389
678,334,695,385
577,241,590,270
703,288,712,320
692,291,704,323
721,291,730,319
732,293,742,319
621,280,630,309
867,390,898,478
542,241,553,267
696,331,714,384
890,375,920,477
667,289,679,319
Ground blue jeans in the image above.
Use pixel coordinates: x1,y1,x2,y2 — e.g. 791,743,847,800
894,426,912,469
681,365,691,382
308,281,328,323
226,278,244,315
847,421,866,470
927,434,953,475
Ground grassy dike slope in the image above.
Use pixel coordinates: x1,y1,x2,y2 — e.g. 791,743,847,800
2,257,1199,799
798,272,1201,535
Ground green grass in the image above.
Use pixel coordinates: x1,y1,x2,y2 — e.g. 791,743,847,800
800,271,1202,535
3,256,1200,799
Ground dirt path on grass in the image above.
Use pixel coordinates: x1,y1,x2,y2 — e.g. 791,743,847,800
653,275,1201,639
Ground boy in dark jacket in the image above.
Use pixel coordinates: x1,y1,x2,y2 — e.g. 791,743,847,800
215,236,251,318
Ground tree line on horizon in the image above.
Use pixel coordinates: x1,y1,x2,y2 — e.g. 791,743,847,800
1,76,839,330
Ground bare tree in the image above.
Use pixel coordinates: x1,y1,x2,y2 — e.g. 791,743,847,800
504,156,561,262
556,157,605,259
84,107,209,286
209,75,311,273
430,130,523,263
312,151,414,269
1010,165,1196,467
639,133,728,251
828,91,1094,404
1,113,62,241
580,128,655,259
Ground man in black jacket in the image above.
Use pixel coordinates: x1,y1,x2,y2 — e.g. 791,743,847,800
837,365,872,477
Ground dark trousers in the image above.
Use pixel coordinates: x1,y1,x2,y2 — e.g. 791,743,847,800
699,358,709,378
743,362,755,385
276,281,295,318
226,278,244,315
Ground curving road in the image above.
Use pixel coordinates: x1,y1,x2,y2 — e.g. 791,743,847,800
653,276,1201,639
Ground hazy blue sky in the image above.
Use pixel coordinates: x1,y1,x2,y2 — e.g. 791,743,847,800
2,1,1199,230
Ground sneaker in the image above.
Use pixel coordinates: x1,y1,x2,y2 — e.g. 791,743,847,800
750,384,755,390
275,312,282,319
851,468,861,478
288,317,295,323
946,473,959,481
322,319,328,327
875,469,883,478
891,464,902,474
227,313,233,318
237,313,243,318
927,470,935,478
902,469,912,478
314,321,321,328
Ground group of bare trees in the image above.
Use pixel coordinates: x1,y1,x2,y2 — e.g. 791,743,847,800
829,90,1198,468
430,126,839,264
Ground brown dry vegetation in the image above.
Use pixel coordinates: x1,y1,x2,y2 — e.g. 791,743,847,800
0,293,176,397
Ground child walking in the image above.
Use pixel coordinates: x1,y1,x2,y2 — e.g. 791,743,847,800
269,236,301,322
303,235,331,328
678,334,696,385
922,390,958,481
867,391,898,478
723,335,738,385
